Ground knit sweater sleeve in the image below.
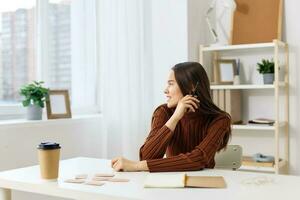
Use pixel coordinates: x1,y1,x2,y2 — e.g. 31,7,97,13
146,116,231,172
139,105,173,160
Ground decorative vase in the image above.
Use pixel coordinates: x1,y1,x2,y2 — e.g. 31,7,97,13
27,104,43,120
263,73,274,84
233,75,241,85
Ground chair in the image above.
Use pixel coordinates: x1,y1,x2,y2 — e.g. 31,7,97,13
214,145,242,170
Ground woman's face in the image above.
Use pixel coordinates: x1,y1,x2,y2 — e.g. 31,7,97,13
164,70,184,108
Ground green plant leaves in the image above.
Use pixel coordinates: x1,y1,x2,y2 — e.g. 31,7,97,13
257,59,274,74
22,99,31,107
19,81,49,108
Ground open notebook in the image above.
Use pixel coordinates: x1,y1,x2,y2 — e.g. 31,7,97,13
144,173,226,188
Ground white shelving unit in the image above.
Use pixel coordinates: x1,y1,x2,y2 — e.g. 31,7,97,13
199,40,289,174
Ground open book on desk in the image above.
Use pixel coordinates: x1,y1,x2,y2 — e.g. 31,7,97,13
144,173,226,188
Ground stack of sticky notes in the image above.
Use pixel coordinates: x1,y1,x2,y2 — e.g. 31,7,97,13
144,173,226,188
64,173,129,186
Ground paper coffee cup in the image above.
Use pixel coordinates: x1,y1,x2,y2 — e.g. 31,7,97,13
37,142,61,180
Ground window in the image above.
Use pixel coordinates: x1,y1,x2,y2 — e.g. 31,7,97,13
0,1,36,105
0,0,98,119
46,0,72,92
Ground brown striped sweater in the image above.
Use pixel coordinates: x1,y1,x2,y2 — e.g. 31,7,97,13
139,104,231,172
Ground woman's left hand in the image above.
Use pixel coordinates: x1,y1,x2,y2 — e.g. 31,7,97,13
111,157,148,172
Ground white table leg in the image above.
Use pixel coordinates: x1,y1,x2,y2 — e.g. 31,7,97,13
0,188,11,200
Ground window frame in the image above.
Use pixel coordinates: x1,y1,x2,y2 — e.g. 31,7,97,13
0,0,100,119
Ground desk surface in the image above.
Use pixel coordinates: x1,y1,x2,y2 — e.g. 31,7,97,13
0,157,299,200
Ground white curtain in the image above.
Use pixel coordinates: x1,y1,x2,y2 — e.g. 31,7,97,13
97,0,153,160
71,0,98,112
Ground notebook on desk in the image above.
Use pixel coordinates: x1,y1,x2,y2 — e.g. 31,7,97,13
144,173,226,188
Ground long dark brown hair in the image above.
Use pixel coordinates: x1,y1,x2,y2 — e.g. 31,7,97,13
172,62,231,150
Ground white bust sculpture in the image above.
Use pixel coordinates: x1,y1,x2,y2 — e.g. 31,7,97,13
205,0,236,45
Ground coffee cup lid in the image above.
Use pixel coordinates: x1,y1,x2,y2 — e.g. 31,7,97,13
38,142,61,150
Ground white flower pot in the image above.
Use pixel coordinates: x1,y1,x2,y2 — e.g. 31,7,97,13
27,104,43,120
263,73,274,84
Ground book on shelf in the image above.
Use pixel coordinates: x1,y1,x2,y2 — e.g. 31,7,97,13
225,89,241,124
212,90,218,105
211,89,242,124
218,89,225,110
248,118,275,125
242,156,274,167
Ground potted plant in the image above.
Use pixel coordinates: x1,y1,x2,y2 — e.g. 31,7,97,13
257,59,275,84
20,81,49,120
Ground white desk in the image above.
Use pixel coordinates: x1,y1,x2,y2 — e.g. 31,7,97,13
0,157,299,200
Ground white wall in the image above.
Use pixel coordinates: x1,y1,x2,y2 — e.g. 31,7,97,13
282,0,300,175
0,116,105,199
187,0,211,61
0,117,104,171
150,0,188,108
150,0,207,108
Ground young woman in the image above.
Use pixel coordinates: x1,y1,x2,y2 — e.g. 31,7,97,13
112,62,231,172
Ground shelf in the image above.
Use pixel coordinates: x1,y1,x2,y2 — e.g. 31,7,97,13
232,122,286,131
210,82,285,90
200,41,289,174
239,164,275,173
200,40,286,52
239,159,287,173
233,124,274,131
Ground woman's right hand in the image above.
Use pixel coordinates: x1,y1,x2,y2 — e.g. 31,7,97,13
173,95,200,121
